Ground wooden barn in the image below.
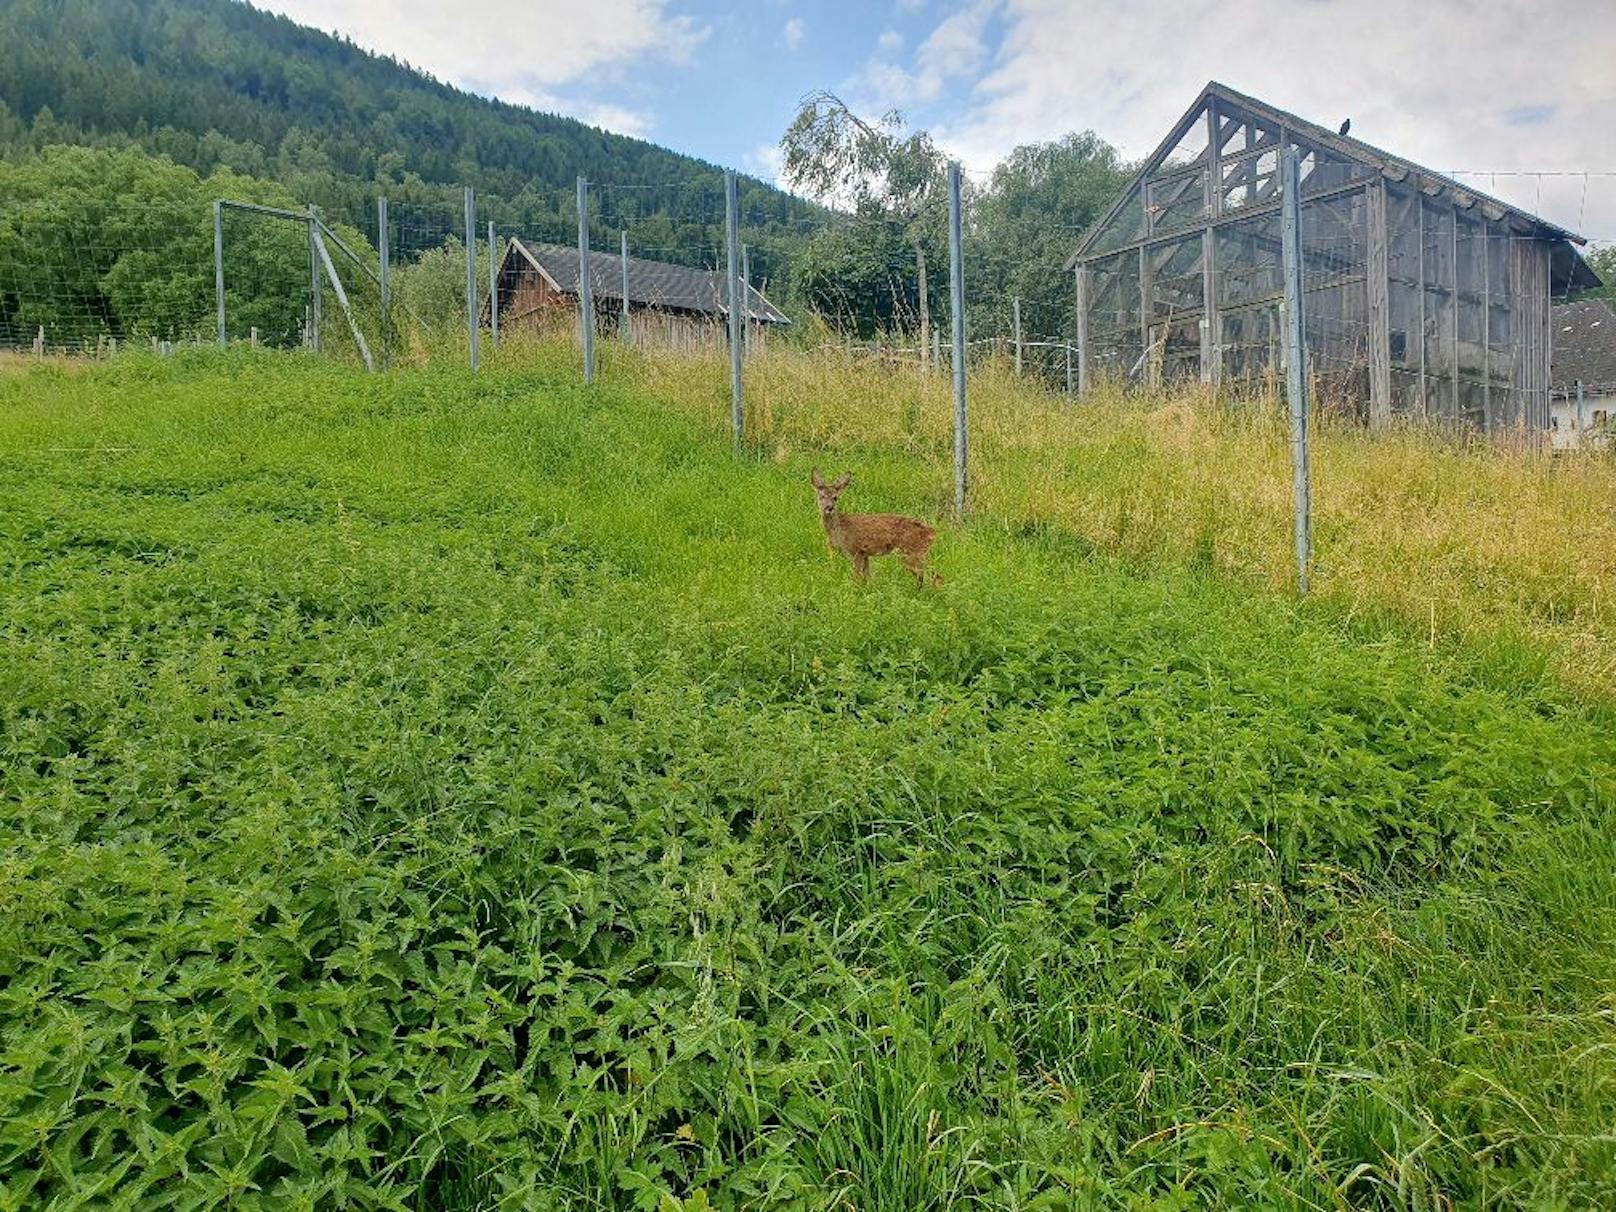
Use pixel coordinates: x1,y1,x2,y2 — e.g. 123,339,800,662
1069,82,1603,432
491,238,789,351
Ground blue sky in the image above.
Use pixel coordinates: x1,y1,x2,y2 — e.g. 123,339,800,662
259,1,1616,243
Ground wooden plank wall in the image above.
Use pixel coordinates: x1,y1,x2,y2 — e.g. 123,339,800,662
1365,180,1392,424
499,265,771,354
1512,238,1551,432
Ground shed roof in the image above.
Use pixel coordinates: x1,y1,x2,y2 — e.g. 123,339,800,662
1552,298,1616,390
507,238,789,324
1069,81,1600,294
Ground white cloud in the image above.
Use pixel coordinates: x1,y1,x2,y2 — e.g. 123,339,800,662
256,0,705,136
855,0,999,111
500,89,655,138
783,16,807,50
746,142,786,182
931,0,1616,240
877,28,904,52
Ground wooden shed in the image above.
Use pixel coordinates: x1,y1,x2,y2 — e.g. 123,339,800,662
1069,82,1602,432
491,237,789,352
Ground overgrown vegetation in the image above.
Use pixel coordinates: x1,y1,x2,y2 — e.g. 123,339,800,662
2,347,1614,1208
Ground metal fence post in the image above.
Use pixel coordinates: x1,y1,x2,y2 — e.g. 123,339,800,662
1012,295,1022,376
213,199,226,347
620,230,631,341
947,160,968,518
577,176,595,384
307,205,321,352
488,220,499,348
1279,145,1312,595
464,187,479,372
1576,379,1586,441
377,195,390,370
725,169,743,453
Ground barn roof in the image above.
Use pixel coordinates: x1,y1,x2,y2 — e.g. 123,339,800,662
506,238,789,324
1069,81,1600,294
1552,298,1616,390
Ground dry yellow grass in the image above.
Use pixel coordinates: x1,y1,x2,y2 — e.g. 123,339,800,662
595,338,1616,697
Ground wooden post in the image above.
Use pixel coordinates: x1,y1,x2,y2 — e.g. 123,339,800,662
1480,218,1491,430
1450,202,1460,420
1075,265,1092,396
1416,194,1427,417
1366,179,1391,425
1139,244,1155,386
1200,227,1217,385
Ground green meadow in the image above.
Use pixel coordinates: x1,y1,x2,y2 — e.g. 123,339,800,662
2,348,1613,1209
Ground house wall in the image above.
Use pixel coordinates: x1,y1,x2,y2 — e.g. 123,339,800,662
1549,385,1615,450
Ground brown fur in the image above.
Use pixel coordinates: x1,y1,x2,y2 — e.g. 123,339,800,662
811,469,940,586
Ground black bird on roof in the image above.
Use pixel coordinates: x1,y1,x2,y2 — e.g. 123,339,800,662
1338,118,1352,137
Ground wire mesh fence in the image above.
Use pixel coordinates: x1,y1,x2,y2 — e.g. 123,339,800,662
2,143,1606,443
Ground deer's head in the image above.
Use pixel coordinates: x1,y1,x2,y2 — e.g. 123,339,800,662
810,469,853,520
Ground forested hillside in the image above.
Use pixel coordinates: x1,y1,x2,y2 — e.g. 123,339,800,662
0,0,1134,347
0,0,820,264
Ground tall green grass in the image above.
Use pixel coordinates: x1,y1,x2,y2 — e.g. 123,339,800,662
1,349,1614,1209
621,338,1616,698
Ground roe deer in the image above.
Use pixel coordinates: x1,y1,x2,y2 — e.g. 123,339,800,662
811,469,940,586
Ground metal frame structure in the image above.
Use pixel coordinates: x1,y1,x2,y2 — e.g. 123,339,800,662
1068,82,1598,433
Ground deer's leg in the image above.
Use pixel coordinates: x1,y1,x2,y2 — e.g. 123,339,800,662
851,552,870,582
902,550,926,586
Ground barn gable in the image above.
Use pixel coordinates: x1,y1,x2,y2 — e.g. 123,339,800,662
1071,82,1596,292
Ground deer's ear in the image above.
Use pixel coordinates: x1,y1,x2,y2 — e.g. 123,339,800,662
833,473,853,491
810,468,824,488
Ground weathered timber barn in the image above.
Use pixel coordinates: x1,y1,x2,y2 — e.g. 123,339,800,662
491,238,789,351
1549,297,1616,449
1069,82,1602,431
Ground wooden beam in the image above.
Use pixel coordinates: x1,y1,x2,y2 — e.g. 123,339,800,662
1072,176,1369,269
1201,226,1219,385
1139,243,1154,382
1450,201,1460,419
1075,266,1092,395
1366,180,1391,425
1417,194,1428,418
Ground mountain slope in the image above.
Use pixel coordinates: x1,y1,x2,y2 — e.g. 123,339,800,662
0,0,819,266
